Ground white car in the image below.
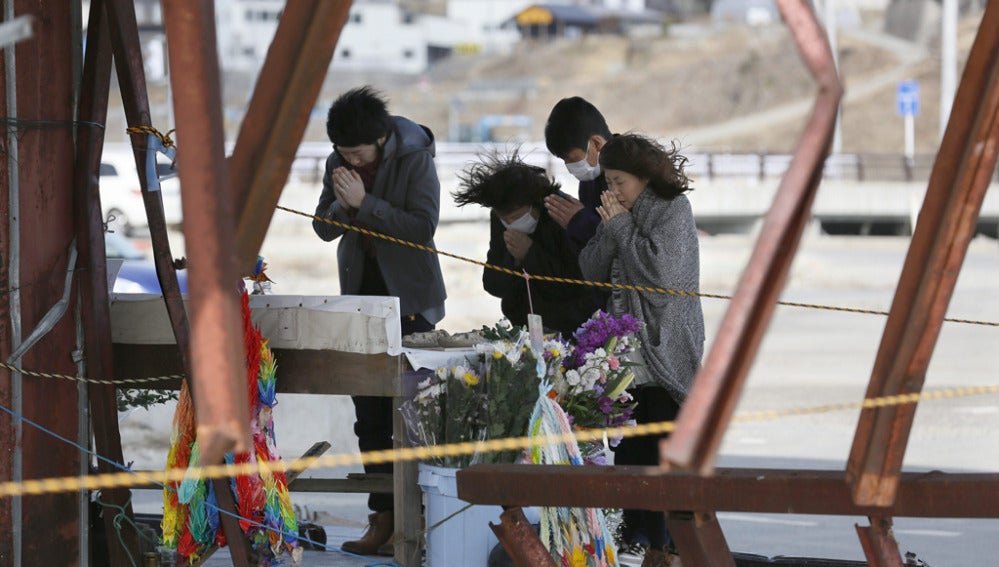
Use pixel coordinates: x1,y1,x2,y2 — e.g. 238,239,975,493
99,149,183,235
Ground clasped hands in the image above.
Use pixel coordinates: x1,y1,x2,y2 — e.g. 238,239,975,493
332,167,365,209
596,190,627,223
504,229,532,263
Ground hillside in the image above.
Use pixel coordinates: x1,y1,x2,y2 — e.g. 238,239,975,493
105,11,987,157
304,11,985,156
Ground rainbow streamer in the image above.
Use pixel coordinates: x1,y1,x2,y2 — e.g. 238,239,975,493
162,290,301,565
530,382,618,567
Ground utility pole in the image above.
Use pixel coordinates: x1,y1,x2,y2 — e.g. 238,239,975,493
940,0,958,139
824,0,842,154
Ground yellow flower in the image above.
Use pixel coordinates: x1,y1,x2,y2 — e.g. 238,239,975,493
492,350,503,360
462,371,479,386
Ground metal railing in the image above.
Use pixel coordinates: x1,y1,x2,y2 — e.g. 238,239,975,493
288,143,999,186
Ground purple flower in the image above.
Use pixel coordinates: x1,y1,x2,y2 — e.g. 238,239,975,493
569,311,644,367
597,395,615,415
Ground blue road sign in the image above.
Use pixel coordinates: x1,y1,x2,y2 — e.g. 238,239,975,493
897,80,920,117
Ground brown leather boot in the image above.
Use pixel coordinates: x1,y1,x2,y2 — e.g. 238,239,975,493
342,512,394,556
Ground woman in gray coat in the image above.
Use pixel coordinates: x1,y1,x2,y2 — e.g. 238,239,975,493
578,133,704,567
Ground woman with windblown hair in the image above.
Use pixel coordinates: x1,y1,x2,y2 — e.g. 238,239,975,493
578,133,705,567
453,152,600,337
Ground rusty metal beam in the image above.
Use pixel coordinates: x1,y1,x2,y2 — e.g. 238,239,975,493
104,0,191,376
72,1,140,565
846,2,999,507
231,1,350,272
0,1,82,564
160,1,249,460
667,511,736,567
457,465,999,518
152,21,254,562
855,516,904,567
661,0,843,474
489,507,557,567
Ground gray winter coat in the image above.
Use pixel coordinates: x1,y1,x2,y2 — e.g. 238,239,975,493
578,190,705,403
312,116,447,320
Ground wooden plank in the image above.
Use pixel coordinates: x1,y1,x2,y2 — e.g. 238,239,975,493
285,441,332,485
290,476,392,494
112,343,402,397
395,391,422,567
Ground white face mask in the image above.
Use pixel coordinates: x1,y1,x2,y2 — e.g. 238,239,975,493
500,210,539,234
565,142,601,181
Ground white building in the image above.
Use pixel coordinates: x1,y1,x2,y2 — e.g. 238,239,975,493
214,0,522,75
445,0,528,55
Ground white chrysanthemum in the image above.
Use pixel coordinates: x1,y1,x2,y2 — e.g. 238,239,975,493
566,369,581,386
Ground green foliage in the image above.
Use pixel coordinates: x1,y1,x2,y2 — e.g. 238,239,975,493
116,388,178,412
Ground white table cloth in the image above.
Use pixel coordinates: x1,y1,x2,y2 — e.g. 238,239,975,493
110,294,402,355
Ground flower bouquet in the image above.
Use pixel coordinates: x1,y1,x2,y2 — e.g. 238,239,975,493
400,320,548,468
549,311,643,463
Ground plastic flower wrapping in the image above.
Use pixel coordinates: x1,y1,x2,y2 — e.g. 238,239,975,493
552,310,642,462
400,313,644,468
400,320,545,468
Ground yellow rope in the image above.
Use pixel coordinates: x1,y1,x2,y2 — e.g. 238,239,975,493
5,203,992,388
281,205,999,328
1,384,996,498
0,360,182,386
125,125,176,150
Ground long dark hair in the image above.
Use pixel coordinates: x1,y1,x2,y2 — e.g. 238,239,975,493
453,150,561,215
598,134,691,200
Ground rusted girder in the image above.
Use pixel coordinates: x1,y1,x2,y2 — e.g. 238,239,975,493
0,1,81,564
72,1,140,565
160,0,249,461
662,0,843,474
667,511,736,567
103,0,190,373
489,507,557,567
846,2,999,507
457,465,999,518
231,1,350,272
856,516,904,567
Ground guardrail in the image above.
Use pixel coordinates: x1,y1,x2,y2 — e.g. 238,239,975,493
289,142,999,186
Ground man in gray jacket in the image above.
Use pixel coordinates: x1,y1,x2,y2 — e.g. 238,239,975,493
313,86,447,556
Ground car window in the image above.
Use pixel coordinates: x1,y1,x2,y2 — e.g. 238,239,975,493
104,232,147,260
99,163,118,176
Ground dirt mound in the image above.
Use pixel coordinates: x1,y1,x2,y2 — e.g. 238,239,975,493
312,14,984,155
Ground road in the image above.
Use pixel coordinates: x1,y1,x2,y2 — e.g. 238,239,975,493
124,202,999,565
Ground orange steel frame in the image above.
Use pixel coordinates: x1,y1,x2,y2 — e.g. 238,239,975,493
2,0,996,565
459,1,999,566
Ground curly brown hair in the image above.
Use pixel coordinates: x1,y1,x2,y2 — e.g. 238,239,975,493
598,133,692,200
